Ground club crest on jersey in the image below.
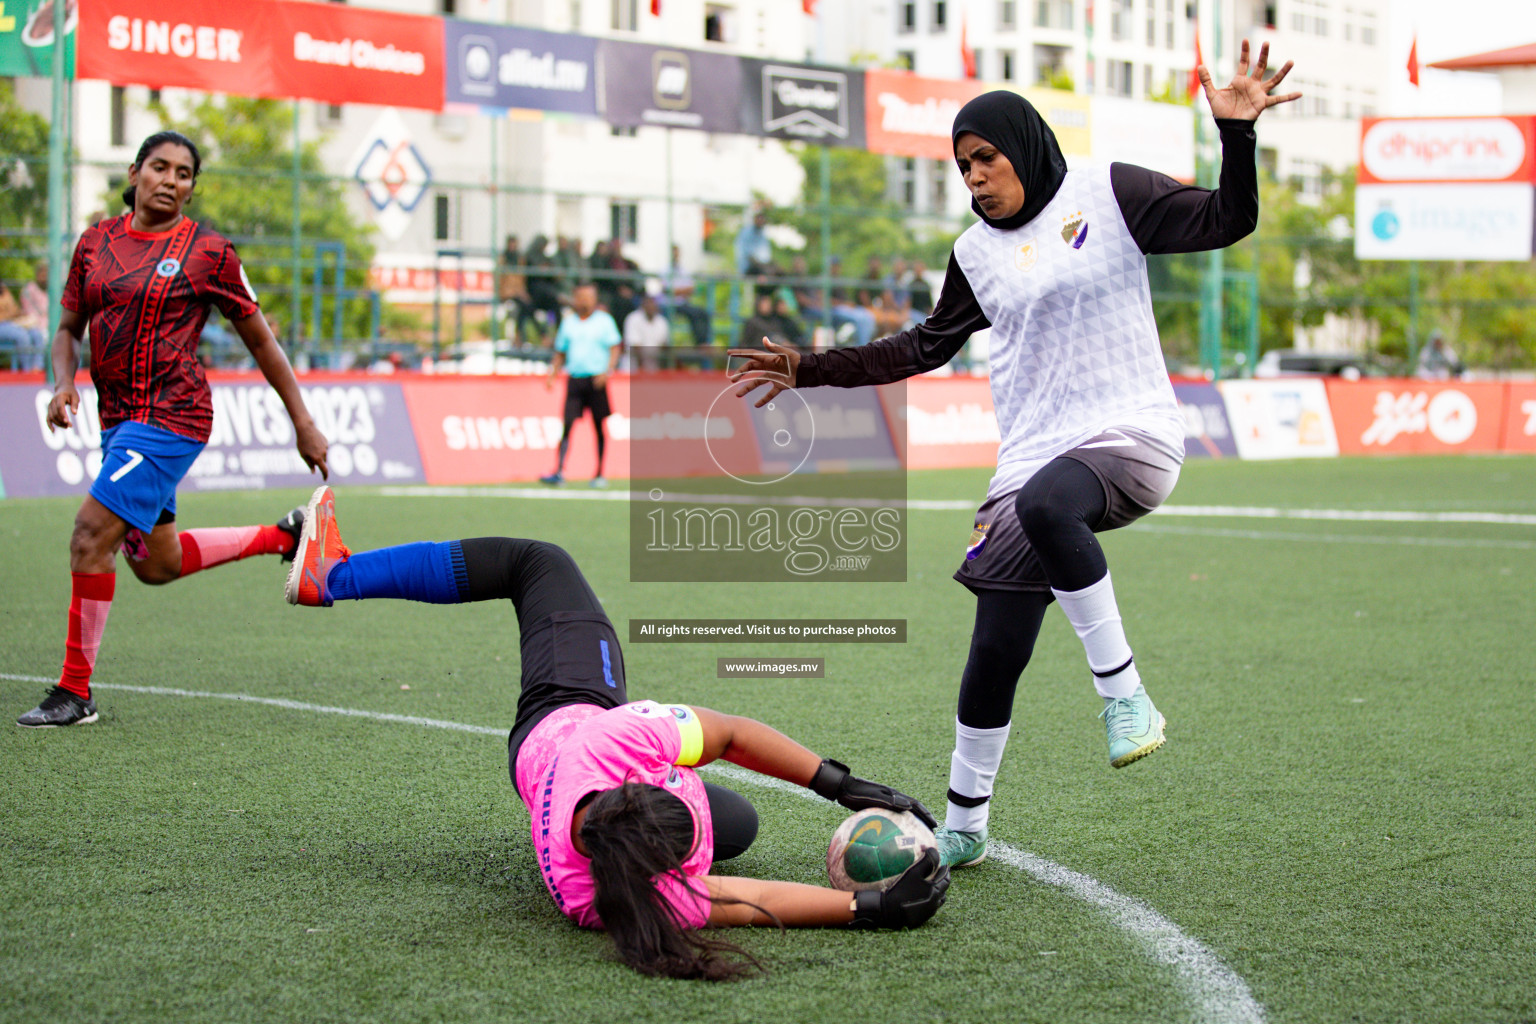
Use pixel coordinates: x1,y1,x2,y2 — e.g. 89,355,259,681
1014,239,1038,272
965,522,990,560
1060,213,1088,249
155,258,181,278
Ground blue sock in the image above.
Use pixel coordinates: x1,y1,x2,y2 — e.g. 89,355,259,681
325,541,469,604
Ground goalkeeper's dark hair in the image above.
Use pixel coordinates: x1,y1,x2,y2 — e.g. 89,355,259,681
122,131,202,209
580,782,770,981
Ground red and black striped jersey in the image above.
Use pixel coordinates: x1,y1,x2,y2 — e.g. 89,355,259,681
63,213,260,442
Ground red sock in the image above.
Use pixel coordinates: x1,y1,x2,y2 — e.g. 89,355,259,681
178,525,294,578
59,572,115,700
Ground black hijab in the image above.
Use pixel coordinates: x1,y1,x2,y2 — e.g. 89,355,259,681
951,91,1068,231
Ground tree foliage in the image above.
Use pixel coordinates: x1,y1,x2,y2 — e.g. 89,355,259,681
0,79,54,285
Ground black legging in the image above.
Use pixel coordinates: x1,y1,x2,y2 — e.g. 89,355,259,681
463,538,758,860
956,458,1112,730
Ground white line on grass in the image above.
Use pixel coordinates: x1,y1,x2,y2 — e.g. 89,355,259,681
1139,523,1536,551
3,670,1266,1024
376,486,1534,526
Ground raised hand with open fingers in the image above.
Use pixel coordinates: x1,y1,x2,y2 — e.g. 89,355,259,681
1197,39,1301,122
727,337,801,409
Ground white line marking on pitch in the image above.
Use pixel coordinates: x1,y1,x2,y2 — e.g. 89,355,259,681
377,486,1534,526
1139,524,1536,551
3,671,1265,1024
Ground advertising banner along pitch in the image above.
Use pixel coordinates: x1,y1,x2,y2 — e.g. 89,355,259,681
444,19,597,116
77,0,444,110
863,68,989,160
599,39,741,133
0,379,425,499
739,58,865,148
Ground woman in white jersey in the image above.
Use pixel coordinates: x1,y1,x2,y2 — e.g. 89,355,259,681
732,42,1298,868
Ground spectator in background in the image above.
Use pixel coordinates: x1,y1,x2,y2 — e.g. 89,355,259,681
523,236,563,342
739,288,802,350
624,292,671,373
22,262,49,327
828,256,875,347
0,282,44,370
604,241,641,327
771,288,805,349
501,234,522,270
1416,330,1463,381
555,236,582,293
908,259,935,326
735,208,773,276
660,244,713,348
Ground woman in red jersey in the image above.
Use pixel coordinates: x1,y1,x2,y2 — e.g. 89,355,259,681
17,131,330,728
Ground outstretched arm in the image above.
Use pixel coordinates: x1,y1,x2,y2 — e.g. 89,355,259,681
729,253,989,408
1113,40,1300,255
705,849,950,929
692,707,935,826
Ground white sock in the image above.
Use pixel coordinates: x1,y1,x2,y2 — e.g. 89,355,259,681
945,719,1011,833
1052,572,1142,699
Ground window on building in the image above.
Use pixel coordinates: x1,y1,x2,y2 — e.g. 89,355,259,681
1166,0,1175,47
1143,63,1153,98
1060,0,1072,30
322,104,344,124
1035,0,1050,27
930,159,948,209
148,88,162,104
1106,59,1133,97
434,194,454,242
439,0,455,13
1001,49,1016,80
898,0,917,32
1147,9,1157,46
894,157,919,209
1360,88,1377,116
972,49,983,78
1360,16,1375,45
1258,146,1278,180
569,0,582,30
998,0,1016,28
110,86,126,147
705,4,735,42
611,125,638,137
896,49,916,69
931,0,947,31
1033,43,1070,85
1110,0,1133,42
610,202,638,244
611,0,637,32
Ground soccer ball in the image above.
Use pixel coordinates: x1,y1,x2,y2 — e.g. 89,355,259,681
826,809,937,892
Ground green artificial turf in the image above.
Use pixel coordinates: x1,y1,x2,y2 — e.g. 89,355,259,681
1,456,1533,1023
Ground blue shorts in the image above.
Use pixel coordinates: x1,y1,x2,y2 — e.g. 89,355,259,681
90,421,206,534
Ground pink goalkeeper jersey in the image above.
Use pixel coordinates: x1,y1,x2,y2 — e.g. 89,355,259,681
514,700,713,929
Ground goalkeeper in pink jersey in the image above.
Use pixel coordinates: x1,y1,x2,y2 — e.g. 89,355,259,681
284,486,951,980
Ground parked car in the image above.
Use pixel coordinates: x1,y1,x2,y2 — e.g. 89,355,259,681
1254,349,1373,380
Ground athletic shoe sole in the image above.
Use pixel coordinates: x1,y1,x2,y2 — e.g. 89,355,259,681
284,484,334,605
17,711,98,728
1110,713,1167,768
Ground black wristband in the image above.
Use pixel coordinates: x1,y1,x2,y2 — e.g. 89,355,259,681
849,889,885,929
809,758,849,802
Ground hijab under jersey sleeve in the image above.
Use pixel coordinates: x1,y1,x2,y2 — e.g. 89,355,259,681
796,252,990,387
1110,118,1259,255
